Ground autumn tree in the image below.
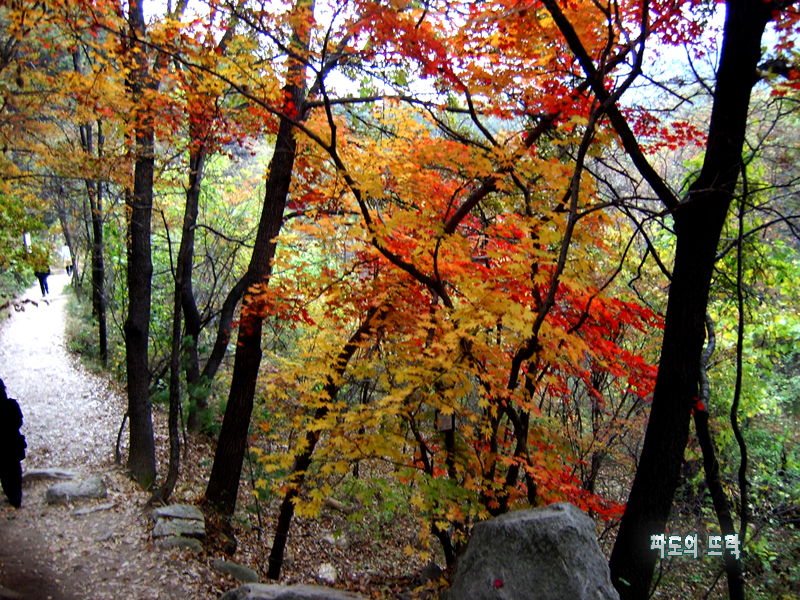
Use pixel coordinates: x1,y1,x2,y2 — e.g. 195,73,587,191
534,1,800,598
205,0,316,515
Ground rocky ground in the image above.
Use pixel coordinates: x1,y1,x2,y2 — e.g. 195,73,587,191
0,272,431,600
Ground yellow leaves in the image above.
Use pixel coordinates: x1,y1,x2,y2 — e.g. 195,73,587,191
501,303,534,336
294,484,333,519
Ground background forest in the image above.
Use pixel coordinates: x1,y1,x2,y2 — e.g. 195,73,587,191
0,0,798,599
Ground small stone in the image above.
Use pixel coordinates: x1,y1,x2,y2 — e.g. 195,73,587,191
22,468,77,483
45,476,107,504
158,537,204,553
73,502,116,516
153,518,205,539
322,533,349,549
218,583,367,600
212,559,260,583
317,563,337,585
153,504,204,521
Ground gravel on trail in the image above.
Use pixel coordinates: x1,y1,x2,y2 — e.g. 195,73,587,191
0,272,213,599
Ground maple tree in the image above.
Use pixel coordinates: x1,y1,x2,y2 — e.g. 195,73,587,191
197,0,668,578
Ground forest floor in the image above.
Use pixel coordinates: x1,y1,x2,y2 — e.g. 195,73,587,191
0,272,429,600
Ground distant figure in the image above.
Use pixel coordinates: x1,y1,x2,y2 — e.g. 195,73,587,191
0,378,26,508
60,244,73,276
34,266,50,297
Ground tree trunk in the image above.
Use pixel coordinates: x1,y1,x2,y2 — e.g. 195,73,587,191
180,143,206,433
204,36,311,512
198,275,248,384
608,2,775,597
91,120,108,365
694,313,745,599
73,51,107,362
123,0,157,489
149,168,195,504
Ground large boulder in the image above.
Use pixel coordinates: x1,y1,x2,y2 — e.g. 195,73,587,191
445,502,619,600
218,584,366,600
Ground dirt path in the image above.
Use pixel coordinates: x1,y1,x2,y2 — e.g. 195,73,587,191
0,273,213,599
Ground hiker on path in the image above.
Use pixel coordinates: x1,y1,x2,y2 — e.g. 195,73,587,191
31,247,52,297
34,267,50,297
0,378,26,508
60,245,73,276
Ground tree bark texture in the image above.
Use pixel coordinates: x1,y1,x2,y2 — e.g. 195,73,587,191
696,314,744,600
89,169,108,364
608,2,775,598
87,121,108,364
205,72,310,514
123,0,156,489
151,142,205,503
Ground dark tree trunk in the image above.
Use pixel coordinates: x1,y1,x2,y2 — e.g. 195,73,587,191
123,0,157,489
198,275,248,384
696,314,744,600
53,188,78,298
695,409,744,599
81,123,108,365
91,121,108,365
180,143,207,433
149,165,197,504
608,2,775,598
90,188,108,363
73,52,107,362
205,70,309,514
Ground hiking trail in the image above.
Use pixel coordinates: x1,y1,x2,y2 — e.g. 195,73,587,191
0,272,212,600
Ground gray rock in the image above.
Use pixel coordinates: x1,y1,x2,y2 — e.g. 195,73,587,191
22,468,77,482
157,536,204,553
218,584,367,600
45,476,107,503
321,533,349,549
73,502,116,516
153,504,204,521
152,518,206,539
316,563,336,584
212,559,260,583
445,502,620,600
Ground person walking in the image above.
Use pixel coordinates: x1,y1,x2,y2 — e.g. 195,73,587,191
60,244,73,276
33,266,50,297
0,378,26,508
